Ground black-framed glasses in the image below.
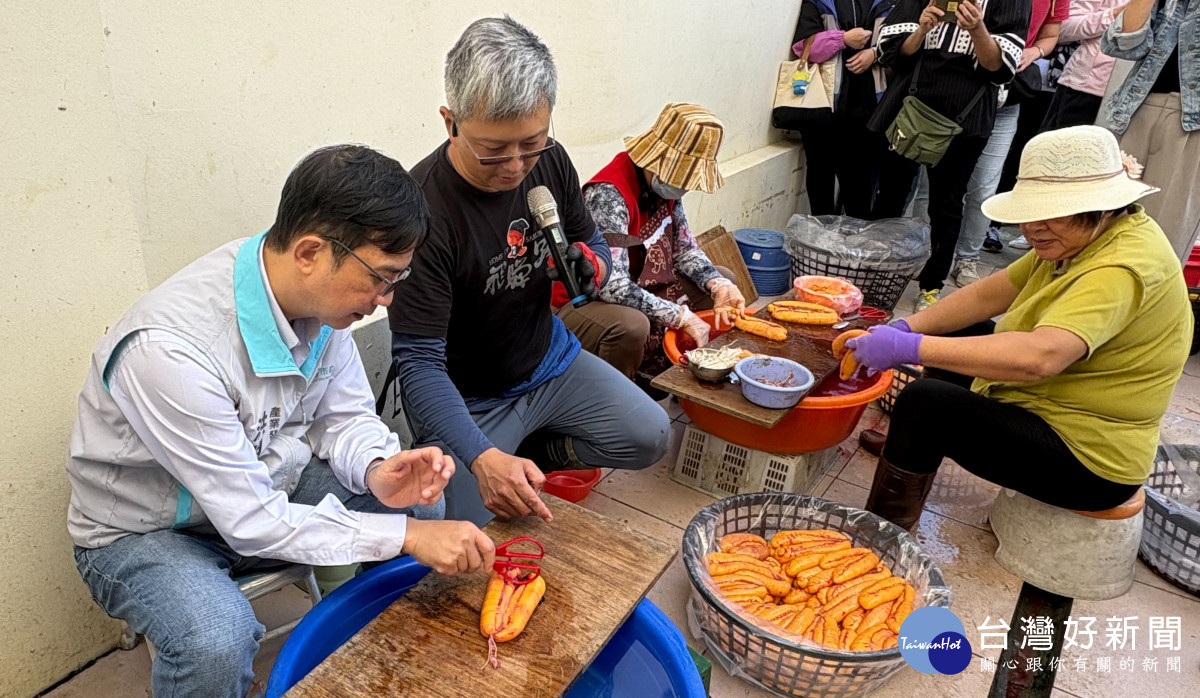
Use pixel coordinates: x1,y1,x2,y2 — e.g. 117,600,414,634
454,118,558,166
324,237,410,296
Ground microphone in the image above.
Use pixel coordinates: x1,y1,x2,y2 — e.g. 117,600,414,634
527,185,590,308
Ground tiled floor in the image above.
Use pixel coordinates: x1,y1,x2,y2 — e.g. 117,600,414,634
45,262,1200,697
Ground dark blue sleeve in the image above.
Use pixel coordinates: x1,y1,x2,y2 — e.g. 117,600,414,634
582,226,612,288
391,332,494,467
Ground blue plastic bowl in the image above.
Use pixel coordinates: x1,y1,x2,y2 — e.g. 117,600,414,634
265,557,704,698
734,356,815,409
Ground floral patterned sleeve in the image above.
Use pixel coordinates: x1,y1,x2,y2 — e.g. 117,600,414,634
584,183,687,328
671,201,722,290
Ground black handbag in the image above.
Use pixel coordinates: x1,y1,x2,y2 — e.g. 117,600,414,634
1004,63,1043,106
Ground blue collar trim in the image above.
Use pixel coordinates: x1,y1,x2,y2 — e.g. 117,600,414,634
234,232,332,379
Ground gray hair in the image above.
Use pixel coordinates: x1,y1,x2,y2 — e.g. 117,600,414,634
445,16,557,123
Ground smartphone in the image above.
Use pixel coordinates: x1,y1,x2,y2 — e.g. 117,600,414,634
934,0,959,24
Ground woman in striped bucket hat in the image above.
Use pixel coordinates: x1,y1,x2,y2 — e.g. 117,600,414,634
554,103,746,393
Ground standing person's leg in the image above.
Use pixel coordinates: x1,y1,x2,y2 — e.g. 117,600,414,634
514,350,671,472
868,378,1142,530
917,135,989,301
556,300,650,380
799,125,838,215
953,105,1020,283
834,118,879,220
1118,94,1200,263
1040,85,1104,132
872,148,922,220
74,531,264,698
908,169,930,223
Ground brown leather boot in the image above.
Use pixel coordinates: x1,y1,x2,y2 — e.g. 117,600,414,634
864,457,936,532
858,428,887,457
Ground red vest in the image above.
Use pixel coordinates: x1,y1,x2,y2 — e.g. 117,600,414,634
587,153,679,290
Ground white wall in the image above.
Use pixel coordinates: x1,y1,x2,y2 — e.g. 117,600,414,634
1,1,804,694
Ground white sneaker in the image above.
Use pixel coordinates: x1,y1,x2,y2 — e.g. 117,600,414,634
914,288,940,312
953,259,980,286
1010,235,1032,250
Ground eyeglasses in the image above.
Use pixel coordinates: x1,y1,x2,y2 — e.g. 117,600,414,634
323,237,410,296
453,119,558,166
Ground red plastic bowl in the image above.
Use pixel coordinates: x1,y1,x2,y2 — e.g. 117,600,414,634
542,469,603,502
664,310,893,454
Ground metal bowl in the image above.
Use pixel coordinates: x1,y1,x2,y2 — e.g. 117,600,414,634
684,348,737,383
688,361,734,383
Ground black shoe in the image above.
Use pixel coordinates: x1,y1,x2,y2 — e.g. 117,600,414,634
859,429,886,457
864,457,937,532
982,227,1003,253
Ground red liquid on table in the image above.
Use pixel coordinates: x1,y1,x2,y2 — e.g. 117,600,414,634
809,371,877,397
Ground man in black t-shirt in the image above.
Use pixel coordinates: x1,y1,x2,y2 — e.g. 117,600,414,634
388,16,670,525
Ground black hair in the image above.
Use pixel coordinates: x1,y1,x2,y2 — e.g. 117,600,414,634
1071,204,1139,230
265,144,429,263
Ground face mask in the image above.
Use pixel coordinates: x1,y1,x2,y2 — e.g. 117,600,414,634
649,176,688,200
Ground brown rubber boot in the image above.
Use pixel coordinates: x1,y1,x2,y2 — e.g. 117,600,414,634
864,457,937,532
858,428,887,457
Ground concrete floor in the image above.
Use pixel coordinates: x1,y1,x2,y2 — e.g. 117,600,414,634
45,238,1200,697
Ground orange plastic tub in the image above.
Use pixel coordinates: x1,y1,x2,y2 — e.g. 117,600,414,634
665,310,893,454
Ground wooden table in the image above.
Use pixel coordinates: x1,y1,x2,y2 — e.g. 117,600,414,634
286,495,677,697
651,302,883,428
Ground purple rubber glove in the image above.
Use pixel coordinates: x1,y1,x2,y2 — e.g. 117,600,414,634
845,324,923,371
889,318,912,333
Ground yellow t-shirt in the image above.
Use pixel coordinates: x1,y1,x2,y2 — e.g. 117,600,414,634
972,208,1191,485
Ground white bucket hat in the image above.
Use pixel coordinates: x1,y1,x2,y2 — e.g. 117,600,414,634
982,125,1159,224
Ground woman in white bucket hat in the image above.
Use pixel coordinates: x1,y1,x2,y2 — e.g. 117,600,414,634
845,125,1191,531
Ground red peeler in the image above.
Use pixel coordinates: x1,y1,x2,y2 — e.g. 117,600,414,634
493,536,544,585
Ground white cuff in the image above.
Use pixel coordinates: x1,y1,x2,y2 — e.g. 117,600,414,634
350,447,399,494
353,512,408,561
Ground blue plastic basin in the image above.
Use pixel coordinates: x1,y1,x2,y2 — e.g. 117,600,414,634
734,355,815,409
265,557,704,698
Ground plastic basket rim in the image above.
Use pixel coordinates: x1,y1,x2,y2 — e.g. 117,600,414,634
789,247,929,271
682,491,949,663
1146,448,1200,524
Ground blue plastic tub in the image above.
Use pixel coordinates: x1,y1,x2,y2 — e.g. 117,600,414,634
736,229,791,295
734,355,815,409
265,557,704,698
747,264,793,295
734,228,789,269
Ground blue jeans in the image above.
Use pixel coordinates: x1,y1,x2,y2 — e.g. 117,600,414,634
956,104,1020,260
73,459,444,698
406,349,670,527
909,104,1021,260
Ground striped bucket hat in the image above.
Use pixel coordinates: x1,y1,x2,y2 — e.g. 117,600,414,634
624,103,725,193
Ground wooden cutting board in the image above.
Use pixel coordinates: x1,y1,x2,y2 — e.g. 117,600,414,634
695,225,759,305
650,304,882,429
285,494,676,697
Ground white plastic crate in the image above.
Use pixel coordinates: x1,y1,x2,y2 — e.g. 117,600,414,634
672,424,836,498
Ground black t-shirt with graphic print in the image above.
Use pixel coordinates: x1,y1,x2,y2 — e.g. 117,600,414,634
389,141,595,398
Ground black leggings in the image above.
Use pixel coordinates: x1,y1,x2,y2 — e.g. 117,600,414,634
881,322,1142,511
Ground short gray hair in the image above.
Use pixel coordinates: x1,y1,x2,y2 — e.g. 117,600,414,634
445,16,557,123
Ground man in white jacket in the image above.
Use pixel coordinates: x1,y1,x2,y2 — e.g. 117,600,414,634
67,144,494,697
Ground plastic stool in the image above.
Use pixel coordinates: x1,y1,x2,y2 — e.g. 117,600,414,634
990,488,1144,600
121,564,322,659
986,489,1145,698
